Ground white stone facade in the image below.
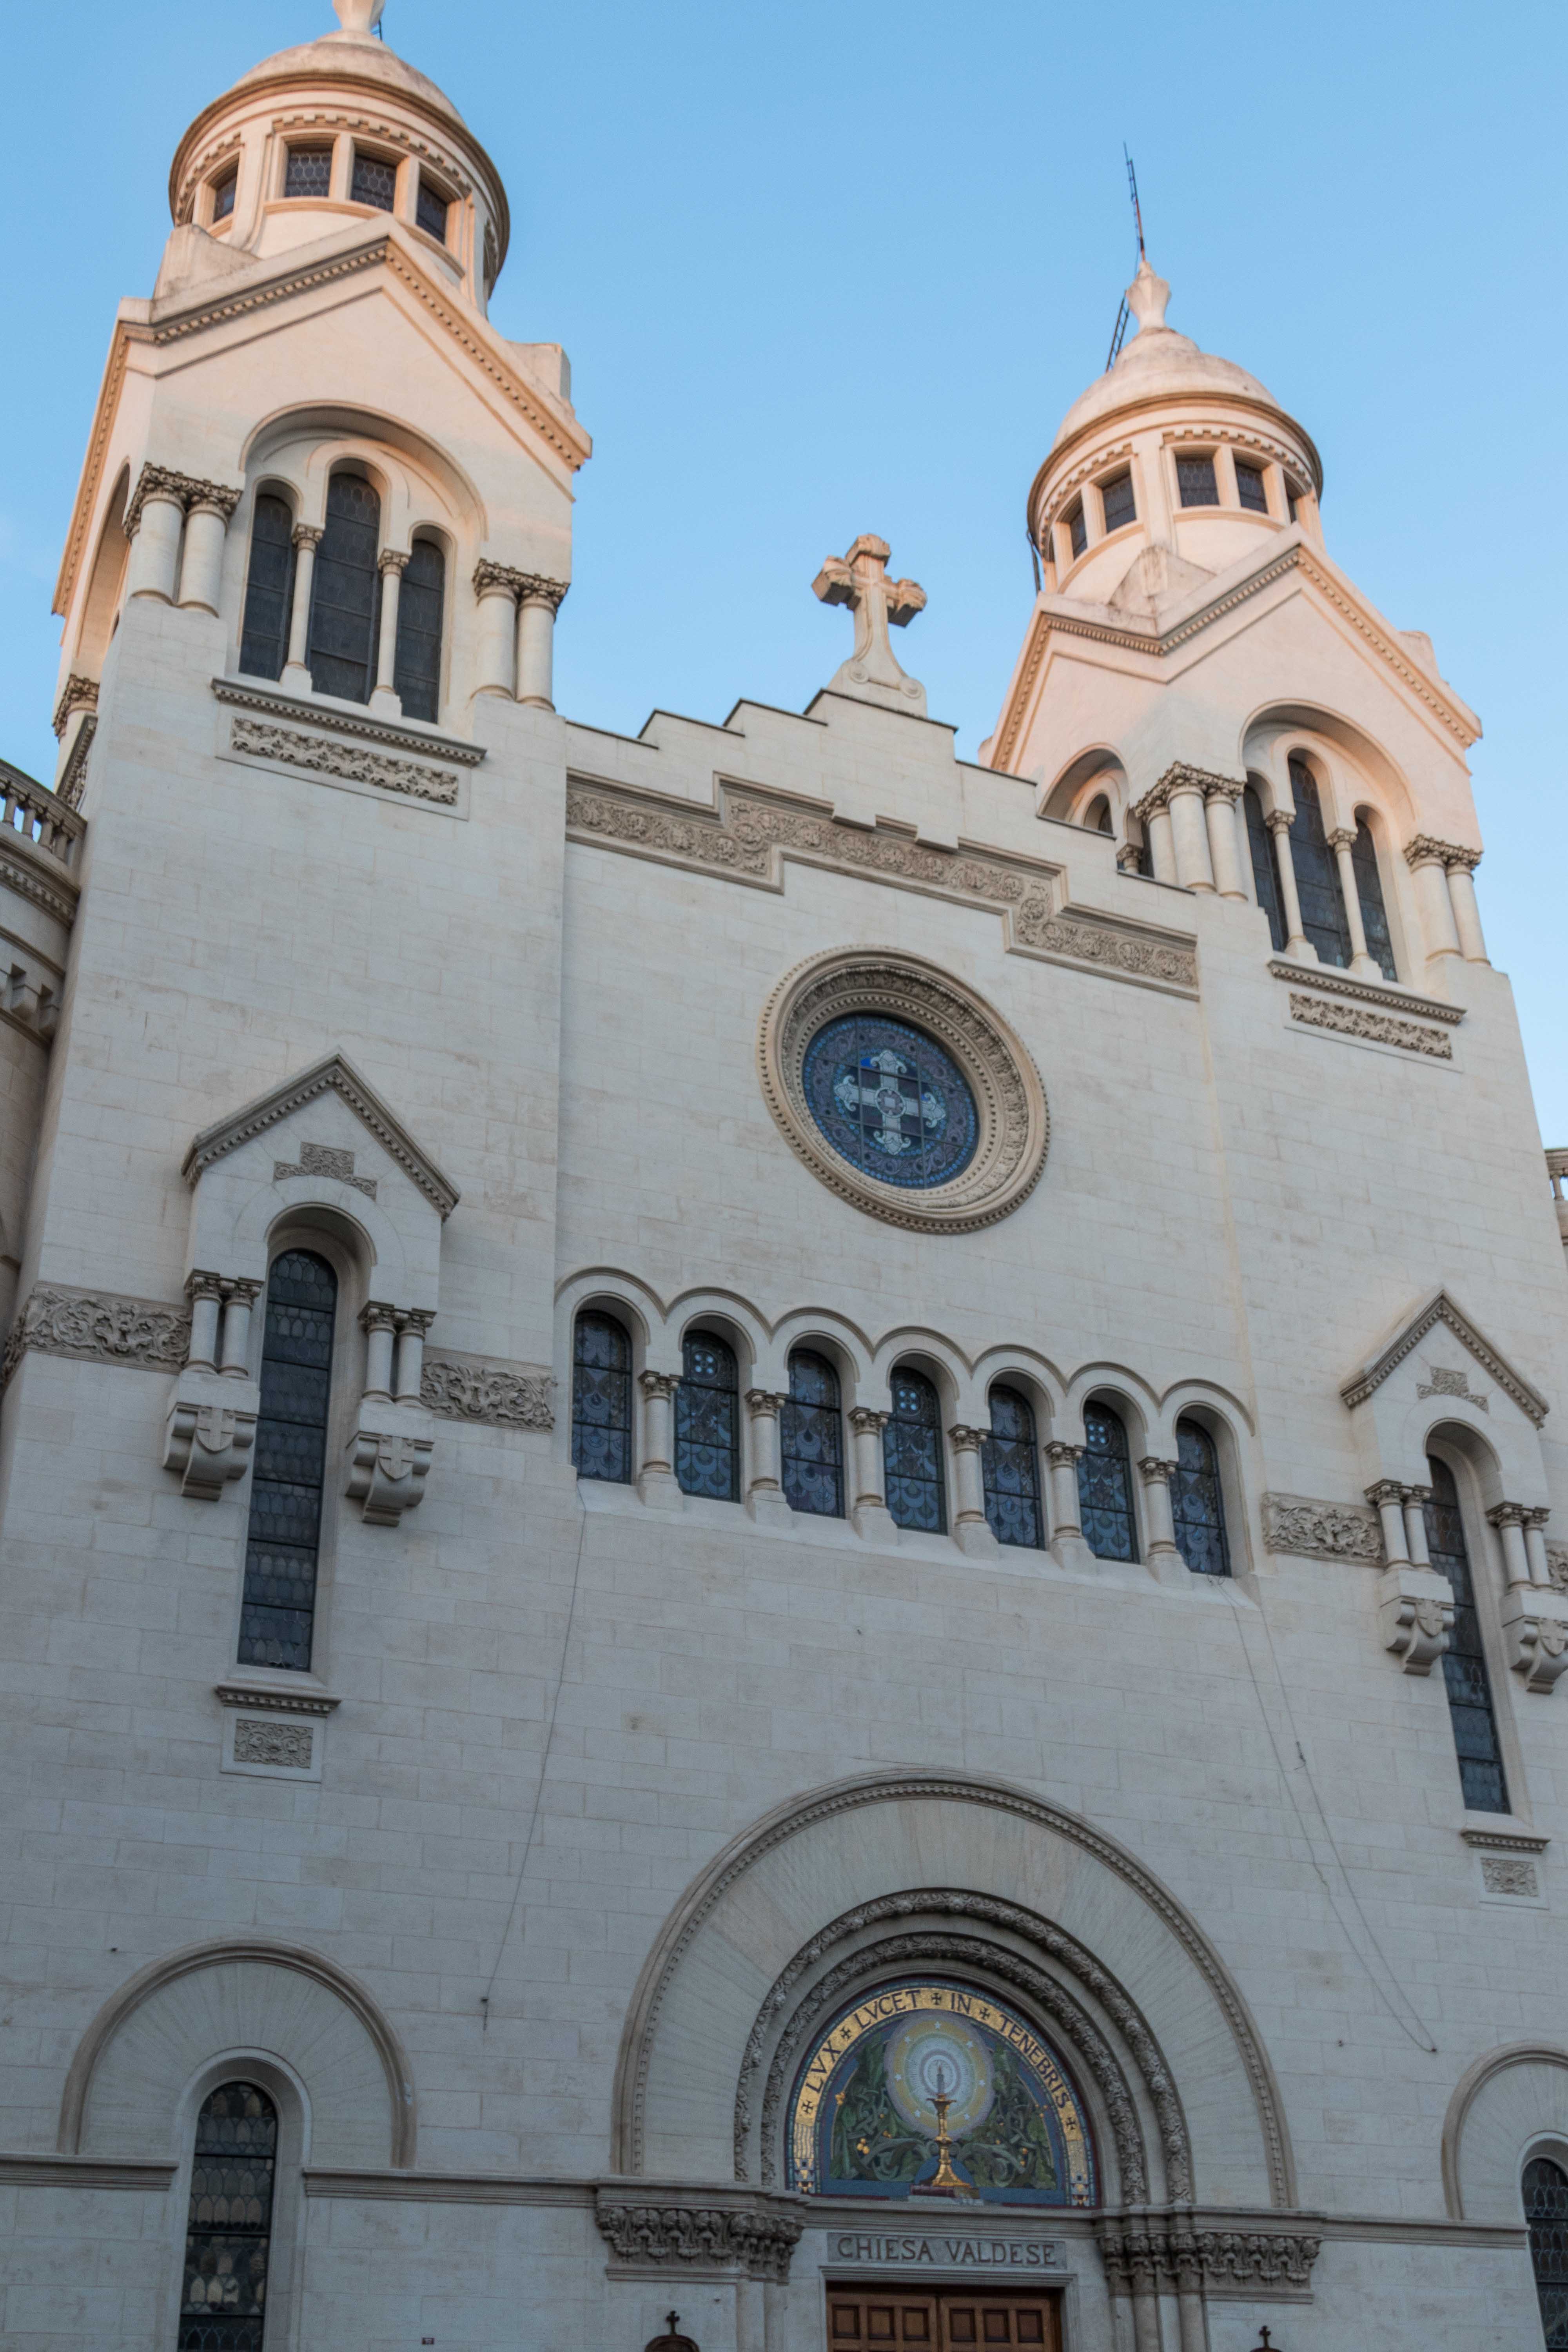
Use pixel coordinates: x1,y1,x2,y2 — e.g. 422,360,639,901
2,11,1567,2352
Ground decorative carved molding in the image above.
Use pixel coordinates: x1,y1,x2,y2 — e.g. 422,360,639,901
1481,1856,1539,1898
55,713,95,812
757,948,1049,1234
1096,2210,1321,2299
214,1678,340,1719
1265,959,1464,1026
1261,1492,1383,1564
0,840,80,927
1548,1543,1568,1593
737,1893,1189,2208
2,1284,190,1390
1499,1588,1568,1696
594,2189,804,2281
1458,1823,1551,1854
566,775,1198,996
232,1718,314,1769
273,1140,377,1198
51,675,98,739
1341,1289,1549,1427
230,715,461,807
123,463,242,538
472,559,570,608
421,1349,553,1430
1404,834,1482,871
1288,990,1452,1058
183,1051,459,1221
611,1769,1294,2209
212,678,486,766
345,1419,434,1526
1377,1566,1454,1676
1418,1363,1487,1411
162,1376,259,1501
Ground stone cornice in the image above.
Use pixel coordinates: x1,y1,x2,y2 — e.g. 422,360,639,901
0,838,80,927
211,678,486,766
566,773,1199,998
1265,958,1463,1025
182,1050,460,1221
988,540,1480,774
0,2153,177,2190
214,1677,341,1719
1341,1289,1549,1426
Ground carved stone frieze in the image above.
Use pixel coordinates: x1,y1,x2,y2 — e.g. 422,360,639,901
1095,2209,1321,2299
1548,1543,1568,1593
1417,1363,1488,1411
1288,990,1452,1058
594,2190,804,2281
1261,1492,1384,1564
1481,1855,1539,1898
230,716,460,806
273,1140,377,1198
232,1719,314,1770
421,1349,554,1430
2,1284,191,1390
566,776,1198,995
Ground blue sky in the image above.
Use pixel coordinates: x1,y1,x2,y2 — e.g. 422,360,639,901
4,0,1564,1137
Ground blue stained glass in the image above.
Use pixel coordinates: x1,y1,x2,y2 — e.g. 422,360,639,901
802,1014,978,1192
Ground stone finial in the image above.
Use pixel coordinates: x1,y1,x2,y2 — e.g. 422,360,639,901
812,534,927,716
332,0,385,33
1125,255,1171,336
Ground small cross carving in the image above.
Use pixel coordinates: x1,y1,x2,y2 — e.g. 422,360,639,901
813,534,927,713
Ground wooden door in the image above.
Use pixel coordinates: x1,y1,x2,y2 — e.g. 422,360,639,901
828,2293,939,2352
828,2292,1060,2352
939,2292,1060,2352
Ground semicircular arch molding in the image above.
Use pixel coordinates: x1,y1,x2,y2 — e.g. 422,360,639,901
611,1769,1293,2209
58,1936,416,2169
1443,2042,1568,2220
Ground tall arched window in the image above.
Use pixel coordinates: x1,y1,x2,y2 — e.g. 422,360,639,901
676,1330,739,1500
1171,1417,1230,1576
239,494,296,683
1524,2156,1568,2348
1351,818,1397,980
982,1385,1044,1549
780,1348,844,1517
307,472,382,703
1243,782,1287,951
571,1310,632,1483
1078,1401,1138,1561
394,536,445,722
1424,1455,1508,1813
1285,756,1353,966
884,1367,946,1533
178,2081,278,2352
239,1250,337,1673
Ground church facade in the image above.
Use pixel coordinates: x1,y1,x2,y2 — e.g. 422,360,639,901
3,5,1568,2350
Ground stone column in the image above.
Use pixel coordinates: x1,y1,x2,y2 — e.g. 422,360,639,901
1401,1485,1432,1568
1367,1480,1410,1567
178,495,233,614
1203,780,1246,898
184,1272,225,1373
219,1279,263,1376
1133,785,1177,884
372,548,408,713
516,577,568,709
1445,848,1488,962
1488,1503,1532,1589
361,1303,398,1403
637,1369,682,1508
848,1405,896,1541
745,1389,791,1526
1405,837,1463,960
125,477,186,603
394,1310,434,1405
949,1426,998,1557
1370,1479,1452,1674
1328,826,1379,976
1166,771,1216,891
472,563,519,697
1266,808,1313,960
1524,1510,1553,1590
1138,1456,1187,1583
1044,1441,1083,1541
282,525,323,691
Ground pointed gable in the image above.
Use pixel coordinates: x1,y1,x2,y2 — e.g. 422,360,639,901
1340,1288,1548,1428
182,1051,459,1221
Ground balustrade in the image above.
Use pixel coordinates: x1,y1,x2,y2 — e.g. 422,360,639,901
1,763,85,875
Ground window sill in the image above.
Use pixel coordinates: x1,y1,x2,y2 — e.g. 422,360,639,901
1458,1818,1549,1853
214,1671,340,1717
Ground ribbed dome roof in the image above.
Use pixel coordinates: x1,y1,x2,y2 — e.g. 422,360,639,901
1053,259,1276,449
231,5,465,130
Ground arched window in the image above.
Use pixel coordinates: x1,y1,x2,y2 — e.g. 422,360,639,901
1243,782,1287,951
676,1330,739,1500
394,537,445,722
982,1385,1044,1549
178,2080,278,2352
1351,818,1397,980
571,1310,632,1483
238,494,296,683
780,1348,844,1517
1285,756,1352,967
1424,1456,1508,1813
307,472,382,703
1524,2156,1568,2348
1078,1401,1138,1561
884,1367,946,1533
1171,1417,1230,1576
239,1250,337,1673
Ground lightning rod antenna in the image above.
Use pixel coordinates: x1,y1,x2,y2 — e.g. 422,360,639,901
1105,147,1145,370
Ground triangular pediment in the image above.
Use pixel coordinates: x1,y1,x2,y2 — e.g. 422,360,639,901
182,1053,459,1221
1340,1288,1548,1427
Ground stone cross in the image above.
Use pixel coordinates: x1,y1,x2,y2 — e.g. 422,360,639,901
813,534,927,716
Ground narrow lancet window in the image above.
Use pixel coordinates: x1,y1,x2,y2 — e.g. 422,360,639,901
307,472,382,704
676,1330,739,1500
239,1249,336,1672
178,2081,278,2352
780,1349,844,1517
982,1385,1044,1549
1171,1417,1230,1576
1078,1401,1138,1561
1524,2156,1568,2348
1177,453,1219,506
1286,757,1353,967
394,538,445,722
1352,819,1397,980
1234,460,1269,512
239,495,295,683
571,1311,632,1483
1424,1455,1508,1813
884,1368,946,1533
1243,784,1287,950
1100,471,1136,531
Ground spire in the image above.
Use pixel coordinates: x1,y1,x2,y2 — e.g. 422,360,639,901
1125,255,1171,338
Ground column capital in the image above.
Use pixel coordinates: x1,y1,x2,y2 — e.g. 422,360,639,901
744,1388,788,1417
1154,759,1241,802
359,1300,400,1337
51,673,98,739
1202,777,1244,804
639,1368,680,1400
1487,1501,1529,1530
948,1424,987,1454
1264,806,1294,837
124,462,241,537
472,559,570,609
1444,843,1483,872
1138,1455,1178,1485
1400,1482,1433,1508
1524,1506,1552,1530
377,546,411,576
1365,1478,1407,1508
1130,780,1171,821
1326,825,1357,850
395,1307,436,1337
1044,1439,1083,1467
185,1269,229,1306
292,523,324,550
848,1405,890,1436
1403,832,1463,871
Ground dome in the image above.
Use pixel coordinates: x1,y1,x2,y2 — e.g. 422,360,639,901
1053,258,1279,450
230,25,466,133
